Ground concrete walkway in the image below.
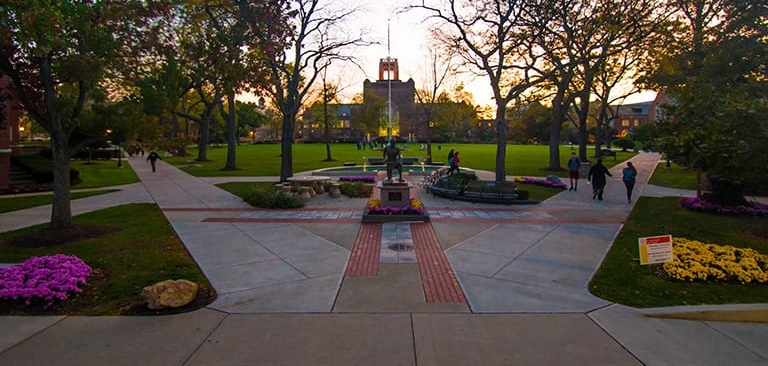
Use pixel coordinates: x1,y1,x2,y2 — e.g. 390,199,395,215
1,152,767,366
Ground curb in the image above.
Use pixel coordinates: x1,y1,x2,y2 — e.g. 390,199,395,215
640,303,768,323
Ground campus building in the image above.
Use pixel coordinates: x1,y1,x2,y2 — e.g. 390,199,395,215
0,76,21,192
299,57,477,143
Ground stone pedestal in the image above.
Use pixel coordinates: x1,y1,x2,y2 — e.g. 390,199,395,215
329,182,341,198
298,186,312,201
379,181,411,208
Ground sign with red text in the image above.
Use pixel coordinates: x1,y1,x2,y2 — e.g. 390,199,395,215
638,235,673,265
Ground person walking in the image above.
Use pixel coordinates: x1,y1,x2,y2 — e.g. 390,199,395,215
447,151,460,175
146,149,162,173
622,161,637,203
567,152,581,191
587,158,612,200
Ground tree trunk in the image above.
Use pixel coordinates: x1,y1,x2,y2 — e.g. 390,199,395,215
548,94,566,170
494,106,507,184
50,124,73,228
324,95,332,161
196,117,209,161
280,112,295,182
223,90,238,170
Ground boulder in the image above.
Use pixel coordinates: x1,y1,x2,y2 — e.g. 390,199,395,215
141,279,198,310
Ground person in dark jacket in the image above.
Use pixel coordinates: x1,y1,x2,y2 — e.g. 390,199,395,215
146,149,162,173
587,158,612,200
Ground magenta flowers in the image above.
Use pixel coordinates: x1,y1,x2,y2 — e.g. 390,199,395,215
681,197,768,216
515,176,568,189
339,176,375,183
0,254,93,308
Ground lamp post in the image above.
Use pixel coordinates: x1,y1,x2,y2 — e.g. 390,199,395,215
116,132,122,167
106,129,121,167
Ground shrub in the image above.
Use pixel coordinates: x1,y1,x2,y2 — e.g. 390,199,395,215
339,181,373,198
613,138,635,151
244,189,304,209
10,154,81,185
338,176,375,183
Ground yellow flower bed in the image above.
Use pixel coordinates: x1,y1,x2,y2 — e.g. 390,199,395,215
409,198,423,209
663,238,768,284
367,198,381,208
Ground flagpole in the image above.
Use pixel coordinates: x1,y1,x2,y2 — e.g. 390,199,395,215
387,19,392,143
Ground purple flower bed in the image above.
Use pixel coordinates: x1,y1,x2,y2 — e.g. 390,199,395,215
339,176,375,183
680,197,768,216
0,254,93,308
517,176,567,189
367,205,424,215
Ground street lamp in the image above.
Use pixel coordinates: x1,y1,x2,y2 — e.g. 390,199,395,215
116,132,122,167
106,129,121,167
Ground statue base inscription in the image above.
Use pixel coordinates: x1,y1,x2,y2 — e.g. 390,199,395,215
379,181,411,207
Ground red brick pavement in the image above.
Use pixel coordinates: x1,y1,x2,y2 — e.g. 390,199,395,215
410,222,467,304
344,223,382,276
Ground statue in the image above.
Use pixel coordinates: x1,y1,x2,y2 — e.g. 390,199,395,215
383,141,403,182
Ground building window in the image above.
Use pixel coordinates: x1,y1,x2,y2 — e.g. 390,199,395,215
622,119,630,127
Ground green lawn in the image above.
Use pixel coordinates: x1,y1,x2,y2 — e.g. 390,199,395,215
0,204,213,315
164,143,635,177
589,197,768,307
0,190,118,214
648,161,699,190
71,159,140,188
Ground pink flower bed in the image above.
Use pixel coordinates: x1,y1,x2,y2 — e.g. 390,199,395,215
516,176,567,189
367,205,424,215
339,176,375,183
680,197,768,216
0,254,93,308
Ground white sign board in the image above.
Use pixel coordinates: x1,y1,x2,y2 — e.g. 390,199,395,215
638,234,673,265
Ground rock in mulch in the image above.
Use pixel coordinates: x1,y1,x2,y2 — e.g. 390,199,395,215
141,279,198,310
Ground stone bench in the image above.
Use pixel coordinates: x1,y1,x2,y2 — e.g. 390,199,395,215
401,157,420,165
365,157,386,165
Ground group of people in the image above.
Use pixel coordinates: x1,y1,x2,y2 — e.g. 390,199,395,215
567,152,637,203
447,149,460,174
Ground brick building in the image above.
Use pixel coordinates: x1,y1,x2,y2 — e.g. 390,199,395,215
0,76,21,192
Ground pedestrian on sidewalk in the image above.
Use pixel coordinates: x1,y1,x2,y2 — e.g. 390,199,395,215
567,152,581,191
146,149,162,172
588,158,611,200
622,161,637,203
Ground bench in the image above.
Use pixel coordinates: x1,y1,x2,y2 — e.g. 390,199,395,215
365,157,386,165
401,157,420,165
366,157,421,165
600,149,616,159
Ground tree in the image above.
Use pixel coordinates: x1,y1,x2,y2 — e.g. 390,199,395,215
642,0,768,204
350,91,386,139
0,1,168,228
413,0,548,184
239,0,369,181
414,47,456,163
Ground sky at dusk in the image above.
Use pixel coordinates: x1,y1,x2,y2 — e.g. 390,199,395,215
244,1,656,108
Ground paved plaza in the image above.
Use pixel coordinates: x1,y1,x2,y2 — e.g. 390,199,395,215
1,151,767,366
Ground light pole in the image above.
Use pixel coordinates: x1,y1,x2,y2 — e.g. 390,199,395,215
116,132,122,167
106,129,121,167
